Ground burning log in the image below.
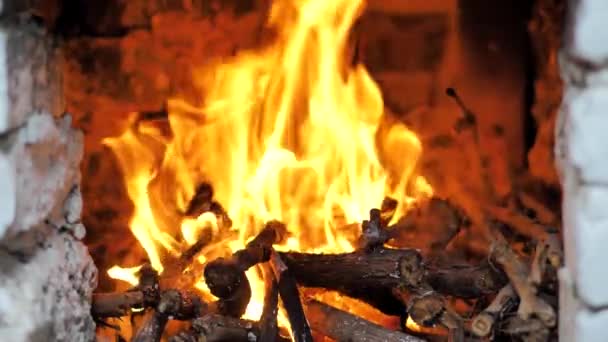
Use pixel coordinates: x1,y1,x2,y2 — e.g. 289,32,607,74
304,299,424,342
132,311,168,342
157,289,211,320
91,291,146,318
169,314,291,342
501,316,550,342
204,221,287,317
184,183,232,229
259,265,280,342
279,248,506,315
491,231,556,327
92,263,160,319
269,251,313,342
471,284,517,337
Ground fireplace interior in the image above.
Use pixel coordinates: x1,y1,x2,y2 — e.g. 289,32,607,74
4,0,599,341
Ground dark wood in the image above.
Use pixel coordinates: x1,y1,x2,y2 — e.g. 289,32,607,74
136,264,160,306
132,311,168,342
204,221,287,317
305,299,425,342
157,289,210,320
168,314,291,342
279,248,506,315
259,265,279,342
269,251,313,342
91,291,145,318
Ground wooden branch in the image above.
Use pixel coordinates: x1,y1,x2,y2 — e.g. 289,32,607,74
93,264,160,319
269,250,313,342
471,284,517,337
184,183,232,229
359,208,390,250
501,316,550,341
491,231,556,326
91,291,145,318
204,221,287,317
279,248,506,315
169,314,291,342
132,311,168,342
304,299,425,342
157,289,210,320
259,265,279,342
487,205,556,242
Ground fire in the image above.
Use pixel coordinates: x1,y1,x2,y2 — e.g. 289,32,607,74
104,0,430,329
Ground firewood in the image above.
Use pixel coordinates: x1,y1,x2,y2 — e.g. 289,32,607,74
259,265,280,342
137,263,160,303
157,289,211,320
304,299,425,342
359,208,390,250
491,231,556,327
279,248,506,315
184,183,232,229
487,205,553,241
132,311,168,342
471,284,517,337
203,221,286,317
269,250,313,342
501,316,550,342
91,291,146,318
168,314,291,342
92,264,160,319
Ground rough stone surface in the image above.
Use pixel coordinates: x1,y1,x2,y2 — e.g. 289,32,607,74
0,231,97,342
0,113,83,252
0,22,63,134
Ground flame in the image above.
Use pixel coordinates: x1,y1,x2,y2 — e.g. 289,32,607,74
107,265,142,287
104,0,430,329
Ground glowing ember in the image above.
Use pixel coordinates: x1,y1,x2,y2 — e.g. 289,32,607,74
104,0,430,329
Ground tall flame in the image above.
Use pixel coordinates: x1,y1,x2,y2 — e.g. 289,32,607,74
104,0,430,323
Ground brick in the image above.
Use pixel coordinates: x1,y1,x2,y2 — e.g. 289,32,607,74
564,86,608,185
569,0,608,65
566,184,608,306
576,308,608,342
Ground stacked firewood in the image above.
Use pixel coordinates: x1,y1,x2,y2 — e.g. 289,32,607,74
92,89,560,341
91,193,560,341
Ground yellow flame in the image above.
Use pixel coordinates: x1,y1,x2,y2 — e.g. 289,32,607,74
105,0,430,325
107,265,143,287
406,316,423,332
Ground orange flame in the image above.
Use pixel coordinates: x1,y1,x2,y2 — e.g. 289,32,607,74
104,0,430,326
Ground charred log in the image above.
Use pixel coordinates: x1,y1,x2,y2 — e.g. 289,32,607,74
279,248,506,315
259,265,280,342
169,314,291,342
204,221,287,317
91,291,146,318
269,251,313,342
304,299,424,342
132,311,168,342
